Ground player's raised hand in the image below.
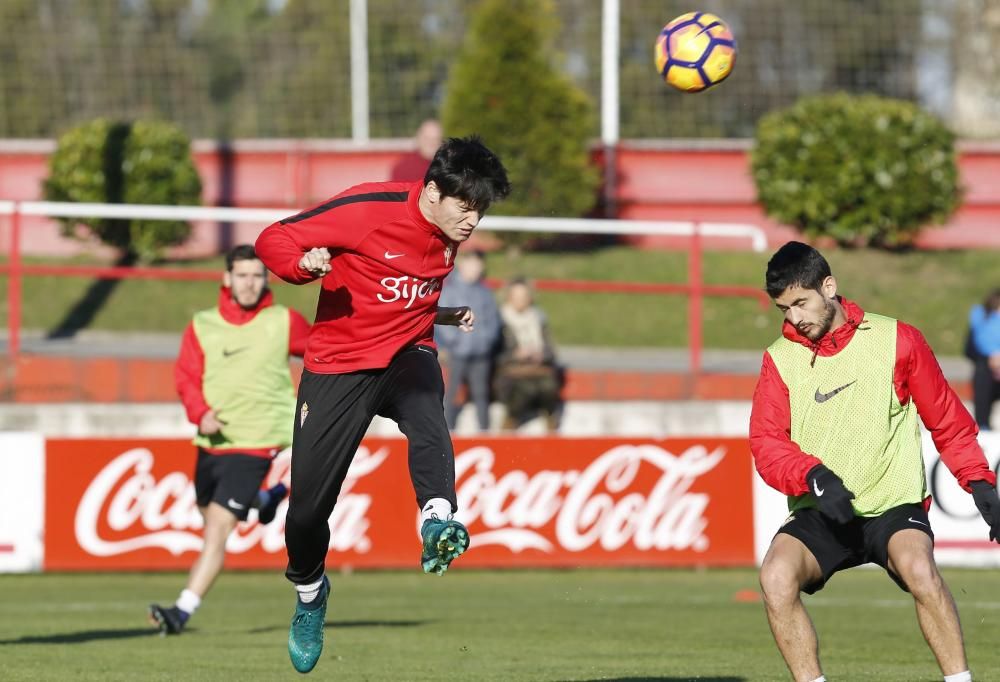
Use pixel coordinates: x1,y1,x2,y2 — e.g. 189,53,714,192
970,480,1000,543
298,247,331,277
807,464,855,524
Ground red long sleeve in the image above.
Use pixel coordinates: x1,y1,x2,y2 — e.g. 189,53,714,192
288,308,310,357
748,351,822,496
174,323,210,426
896,322,995,491
255,191,372,284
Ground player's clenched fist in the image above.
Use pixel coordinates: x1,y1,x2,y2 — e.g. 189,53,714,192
807,464,855,524
298,247,331,277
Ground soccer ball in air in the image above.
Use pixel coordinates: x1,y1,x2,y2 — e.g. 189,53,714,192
654,12,737,93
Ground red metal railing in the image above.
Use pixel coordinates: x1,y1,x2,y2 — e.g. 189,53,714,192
1,202,770,389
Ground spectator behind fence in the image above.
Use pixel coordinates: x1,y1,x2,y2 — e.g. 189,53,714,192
967,287,1000,430
495,278,562,432
437,250,502,432
389,119,443,182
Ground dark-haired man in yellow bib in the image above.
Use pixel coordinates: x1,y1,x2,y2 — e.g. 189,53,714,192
750,241,1000,682
149,244,310,635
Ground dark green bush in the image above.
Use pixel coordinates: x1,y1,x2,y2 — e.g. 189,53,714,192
441,0,600,247
43,118,202,262
751,93,960,248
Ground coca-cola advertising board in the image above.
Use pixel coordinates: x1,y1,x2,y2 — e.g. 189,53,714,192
44,437,755,570
0,433,45,572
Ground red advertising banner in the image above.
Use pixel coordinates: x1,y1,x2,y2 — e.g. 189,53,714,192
44,437,755,571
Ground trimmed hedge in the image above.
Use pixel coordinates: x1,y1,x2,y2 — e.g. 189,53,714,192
43,118,202,262
751,93,960,248
441,0,599,247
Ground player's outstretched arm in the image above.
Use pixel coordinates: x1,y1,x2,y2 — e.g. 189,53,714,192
900,321,996,489
970,480,1000,543
436,306,474,332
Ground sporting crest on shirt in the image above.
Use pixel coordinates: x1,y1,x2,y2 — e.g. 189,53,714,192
300,402,309,427
444,243,455,266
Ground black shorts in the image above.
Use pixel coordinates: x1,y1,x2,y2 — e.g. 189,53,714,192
777,503,934,594
194,448,272,521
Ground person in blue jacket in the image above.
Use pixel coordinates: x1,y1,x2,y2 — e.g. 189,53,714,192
967,288,1000,430
437,249,502,431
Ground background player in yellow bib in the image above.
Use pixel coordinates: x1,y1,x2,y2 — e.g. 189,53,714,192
149,244,310,635
750,241,1000,682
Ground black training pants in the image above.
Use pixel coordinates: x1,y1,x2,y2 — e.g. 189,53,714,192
972,355,1000,429
285,345,457,585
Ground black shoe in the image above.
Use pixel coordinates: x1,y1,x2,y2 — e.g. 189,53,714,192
258,483,288,525
149,604,187,635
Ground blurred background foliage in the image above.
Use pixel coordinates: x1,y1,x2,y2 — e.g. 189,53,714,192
752,93,960,248
442,0,600,238
1,0,998,140
42,117,202,262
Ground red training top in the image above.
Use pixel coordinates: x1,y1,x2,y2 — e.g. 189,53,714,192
749,298,996,497
255,181,457,373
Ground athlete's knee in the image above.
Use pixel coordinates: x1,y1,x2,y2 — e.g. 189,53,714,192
285,498,332,531
759,558,804,607
896,554,942,597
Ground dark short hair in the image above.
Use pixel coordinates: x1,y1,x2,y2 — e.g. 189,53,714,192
459,249,486,261
225,244,259,271
984,288,1000,312
765,241,832,299
424,135,512,214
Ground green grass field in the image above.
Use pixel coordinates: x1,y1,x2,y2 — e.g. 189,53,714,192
2,568,999,681
0,246,994,355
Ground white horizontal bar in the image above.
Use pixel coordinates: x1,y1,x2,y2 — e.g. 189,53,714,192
0,201,767,251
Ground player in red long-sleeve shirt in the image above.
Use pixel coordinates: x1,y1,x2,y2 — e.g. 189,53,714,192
750,242,1000,682
255,136,511,674
149,244,310,636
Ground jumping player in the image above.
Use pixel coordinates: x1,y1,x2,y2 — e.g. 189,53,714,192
255,135,511,673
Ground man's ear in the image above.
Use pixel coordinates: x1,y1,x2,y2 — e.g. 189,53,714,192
425,181,440,204
223,271,232,288
821,275,838,300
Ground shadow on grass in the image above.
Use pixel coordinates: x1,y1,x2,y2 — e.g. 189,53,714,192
0,627,161,644
246,619,429,635
45,251,138,340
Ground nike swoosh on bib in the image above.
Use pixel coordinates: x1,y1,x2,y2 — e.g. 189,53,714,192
814,380,857,403
223,347,249,358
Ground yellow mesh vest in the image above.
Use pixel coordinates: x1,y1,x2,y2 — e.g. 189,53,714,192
767,313,925,516
192,305,295,451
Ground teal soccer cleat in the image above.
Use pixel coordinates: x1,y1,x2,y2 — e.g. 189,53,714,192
287,576,329,674
420,518,470,575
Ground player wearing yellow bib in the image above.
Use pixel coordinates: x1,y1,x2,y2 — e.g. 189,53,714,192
149,244,310,636
750,242,1000,682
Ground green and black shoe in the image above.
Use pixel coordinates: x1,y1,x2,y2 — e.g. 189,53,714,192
287,576,329,674
420,518,470,575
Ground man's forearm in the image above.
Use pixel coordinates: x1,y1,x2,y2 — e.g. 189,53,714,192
435,307,457,325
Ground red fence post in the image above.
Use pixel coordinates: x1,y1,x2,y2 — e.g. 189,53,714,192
8,203,22,380
688,225,703,381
